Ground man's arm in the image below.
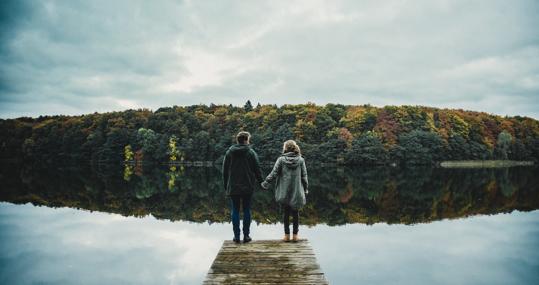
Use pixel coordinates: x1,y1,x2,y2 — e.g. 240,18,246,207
222,151,230,191
251,150,264,183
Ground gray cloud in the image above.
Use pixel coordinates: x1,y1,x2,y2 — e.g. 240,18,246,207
1,0,538,119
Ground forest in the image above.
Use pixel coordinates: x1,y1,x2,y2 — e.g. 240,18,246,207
1,101,538,165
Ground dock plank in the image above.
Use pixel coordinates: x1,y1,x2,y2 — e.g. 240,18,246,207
203,240,329,284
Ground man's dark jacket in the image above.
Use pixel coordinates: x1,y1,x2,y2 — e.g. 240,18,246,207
222,143,263,196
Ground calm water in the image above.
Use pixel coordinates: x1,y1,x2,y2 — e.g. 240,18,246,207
1,163,538,284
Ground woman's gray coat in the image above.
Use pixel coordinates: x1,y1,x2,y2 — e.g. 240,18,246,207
262,152,308,209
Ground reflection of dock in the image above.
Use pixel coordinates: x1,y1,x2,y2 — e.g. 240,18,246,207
204,240,329,284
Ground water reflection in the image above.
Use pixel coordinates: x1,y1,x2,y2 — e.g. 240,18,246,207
1,203,538,285
308,211,539,285
0,202,223,285
0,163,538,225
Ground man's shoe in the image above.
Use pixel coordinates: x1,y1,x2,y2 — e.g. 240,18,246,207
243,235,252,243
233,237,241,244
292,234,299,242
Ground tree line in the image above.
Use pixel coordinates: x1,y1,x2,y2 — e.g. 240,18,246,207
1,101,538,165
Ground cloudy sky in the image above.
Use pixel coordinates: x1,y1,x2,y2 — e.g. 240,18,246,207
1,0,538,119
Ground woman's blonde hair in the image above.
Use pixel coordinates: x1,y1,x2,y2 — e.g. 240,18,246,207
282,140,301,155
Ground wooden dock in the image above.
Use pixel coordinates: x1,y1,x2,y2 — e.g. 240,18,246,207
203,240,329,284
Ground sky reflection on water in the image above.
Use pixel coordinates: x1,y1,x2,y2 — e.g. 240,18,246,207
1,202,538,285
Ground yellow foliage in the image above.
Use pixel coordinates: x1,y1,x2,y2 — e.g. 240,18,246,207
124,145,134,161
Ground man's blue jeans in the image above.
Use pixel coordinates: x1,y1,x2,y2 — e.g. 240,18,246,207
230,194,252,239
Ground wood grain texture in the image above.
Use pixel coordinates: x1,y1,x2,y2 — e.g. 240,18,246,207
204,240,329,285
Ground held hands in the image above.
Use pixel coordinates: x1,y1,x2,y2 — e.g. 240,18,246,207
260,181,270,190
304,189,309,196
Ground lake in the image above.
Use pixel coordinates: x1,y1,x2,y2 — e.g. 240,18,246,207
1,163,538,284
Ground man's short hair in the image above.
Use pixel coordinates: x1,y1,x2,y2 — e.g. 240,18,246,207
236,131,250,144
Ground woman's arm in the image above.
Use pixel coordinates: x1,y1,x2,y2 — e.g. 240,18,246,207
301,158,308,192
261,157,281,188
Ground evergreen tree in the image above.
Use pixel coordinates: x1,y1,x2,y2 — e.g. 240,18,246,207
244,100,253,112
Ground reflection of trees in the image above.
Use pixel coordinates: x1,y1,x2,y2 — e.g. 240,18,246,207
167,165,185,191
1,163,538,226
497,168,515,197
123,164,134,181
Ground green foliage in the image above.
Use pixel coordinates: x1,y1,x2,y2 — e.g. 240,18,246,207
346,132,388,165
98,128,130,164
495,131,512,160
398,130,444,165
526,137,539,162
1,103,538,165
447,135,469,160
244,100,253,112
136,128,162,160
509,139,529,160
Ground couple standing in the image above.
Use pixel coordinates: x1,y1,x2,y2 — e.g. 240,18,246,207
222,131,309,243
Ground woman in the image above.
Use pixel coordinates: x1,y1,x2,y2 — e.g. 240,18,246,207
261,140,308,242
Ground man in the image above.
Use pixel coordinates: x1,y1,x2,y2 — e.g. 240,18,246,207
222,131,264,243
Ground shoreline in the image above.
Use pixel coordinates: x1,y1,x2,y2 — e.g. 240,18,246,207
439,160,535,168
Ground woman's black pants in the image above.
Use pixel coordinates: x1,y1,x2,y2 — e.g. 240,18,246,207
283,204,299,235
